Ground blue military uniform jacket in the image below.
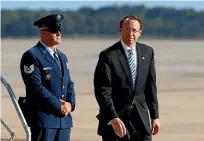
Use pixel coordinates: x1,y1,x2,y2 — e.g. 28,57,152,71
20,41,75,129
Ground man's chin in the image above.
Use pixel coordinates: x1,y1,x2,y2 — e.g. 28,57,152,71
128,39,135,42
55,40,61,45
127,40,135,45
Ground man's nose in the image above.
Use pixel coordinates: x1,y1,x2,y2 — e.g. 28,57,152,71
128,30,133,36
56,31,61,36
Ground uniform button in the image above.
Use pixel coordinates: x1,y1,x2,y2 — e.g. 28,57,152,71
61,95,64,98
63,86,65,89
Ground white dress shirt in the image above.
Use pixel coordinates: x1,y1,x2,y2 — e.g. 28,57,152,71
120,39,137,65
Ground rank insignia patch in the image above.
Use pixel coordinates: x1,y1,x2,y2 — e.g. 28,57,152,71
24,64,34,74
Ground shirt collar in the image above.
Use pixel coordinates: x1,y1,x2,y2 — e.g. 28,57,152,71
120,39,136,52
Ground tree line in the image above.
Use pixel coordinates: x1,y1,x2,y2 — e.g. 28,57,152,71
2,5,204,39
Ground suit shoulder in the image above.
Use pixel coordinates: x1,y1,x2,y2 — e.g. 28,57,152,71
57,50,68,61
100,41,120,56
22,45,37,56
137,42,154,52
21,44,41,62
58,50,66,57
31,45,40,52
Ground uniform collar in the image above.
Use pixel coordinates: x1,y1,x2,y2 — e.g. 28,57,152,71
40,40,56,56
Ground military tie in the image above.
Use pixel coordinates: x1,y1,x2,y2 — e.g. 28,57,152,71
53,50,61,70
128,49,136,87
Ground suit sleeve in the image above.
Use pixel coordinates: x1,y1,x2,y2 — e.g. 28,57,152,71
94,52,118,122
20,51,61,113
66,58,75,112
145,49,159,119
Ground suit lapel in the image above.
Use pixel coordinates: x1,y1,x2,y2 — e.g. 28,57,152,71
57,50,66,77
117,41,144,92
134,43,143,91
37,42,61,73
45,54,61,72
117,42,133,89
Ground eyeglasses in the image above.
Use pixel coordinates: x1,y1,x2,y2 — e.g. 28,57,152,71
122,27,141,33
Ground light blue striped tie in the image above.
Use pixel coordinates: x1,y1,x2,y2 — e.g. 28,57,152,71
128,49,136,87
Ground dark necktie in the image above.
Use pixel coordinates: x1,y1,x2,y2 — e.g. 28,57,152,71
53,50,61,70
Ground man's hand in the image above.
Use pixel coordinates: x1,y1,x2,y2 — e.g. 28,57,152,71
151,119,160,135
59,99,72,117
111,118,126,138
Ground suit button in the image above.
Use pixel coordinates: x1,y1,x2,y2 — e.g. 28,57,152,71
61,95,64,98
63,86,65,89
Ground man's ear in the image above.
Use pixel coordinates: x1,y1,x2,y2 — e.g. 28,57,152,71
139,29,143,36
42,31,46,36
118,26,122,33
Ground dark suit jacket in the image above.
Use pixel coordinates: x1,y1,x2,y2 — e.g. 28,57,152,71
94,41,159,137
20,41,75,128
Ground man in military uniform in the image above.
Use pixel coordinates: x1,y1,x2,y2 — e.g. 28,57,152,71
20,14,75,141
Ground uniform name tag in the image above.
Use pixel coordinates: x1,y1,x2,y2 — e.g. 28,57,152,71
43,67,52,70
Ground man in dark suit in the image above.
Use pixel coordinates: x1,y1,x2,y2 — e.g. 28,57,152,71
20,14,75,141
94,15,160,141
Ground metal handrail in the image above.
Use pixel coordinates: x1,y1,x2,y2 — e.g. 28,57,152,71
1,75,31,141
0,119,15,141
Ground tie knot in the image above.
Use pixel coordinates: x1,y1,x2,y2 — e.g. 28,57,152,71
54,50,58,56
53,50,59,60
54,50,57,54
128,49,134,55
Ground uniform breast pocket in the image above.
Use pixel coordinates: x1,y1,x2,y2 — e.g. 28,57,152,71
42,67,53,83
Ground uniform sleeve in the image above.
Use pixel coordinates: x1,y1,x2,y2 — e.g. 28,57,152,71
145,49,159,119
65,58,76,112
20,51,61,113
